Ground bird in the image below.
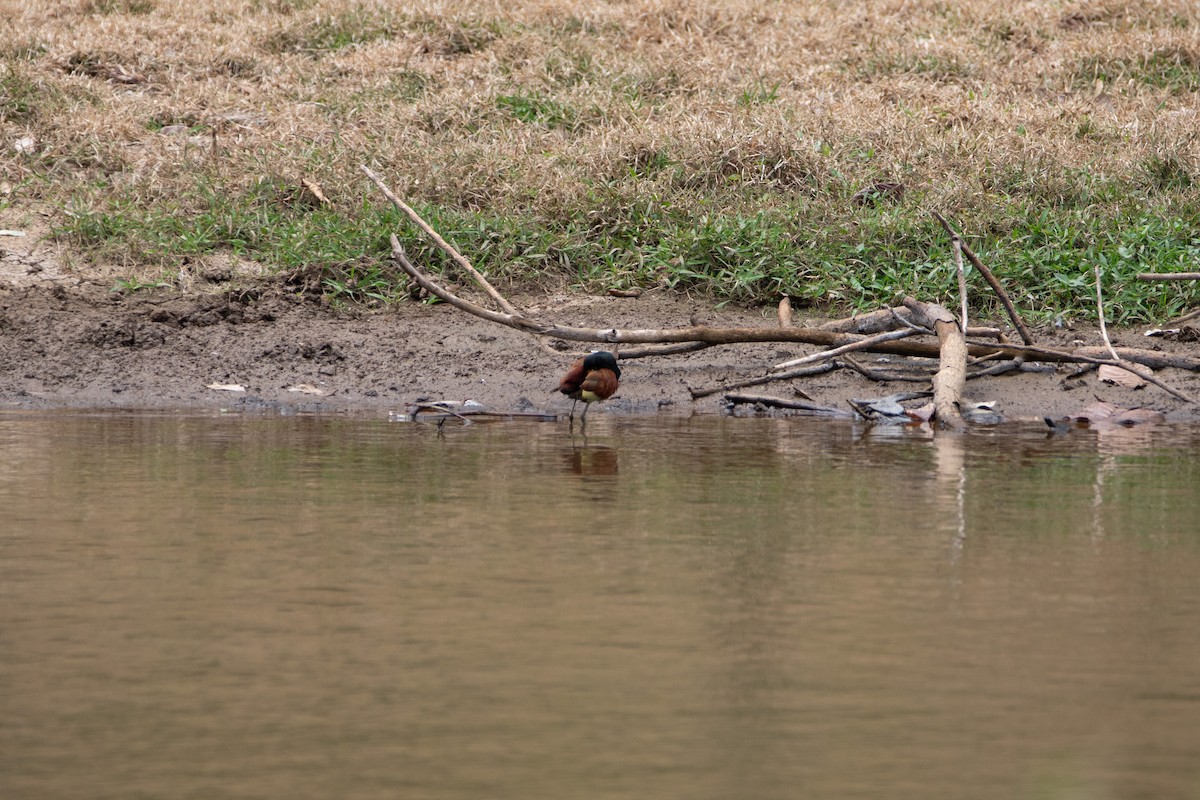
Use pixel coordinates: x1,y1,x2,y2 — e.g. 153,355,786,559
557,351,620,424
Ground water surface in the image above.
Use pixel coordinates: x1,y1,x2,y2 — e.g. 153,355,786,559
2,412,1199,800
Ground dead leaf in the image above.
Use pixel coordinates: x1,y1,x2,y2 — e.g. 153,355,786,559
1098,364,1147,389
0,230,26,237
301,178,329,205
207,383,246,392
14,136,36,154
287,384,326,396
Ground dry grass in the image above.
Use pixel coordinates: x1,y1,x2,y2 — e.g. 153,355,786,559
2,0,1198,316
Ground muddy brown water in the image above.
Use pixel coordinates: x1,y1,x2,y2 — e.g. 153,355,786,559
2,411,1199,800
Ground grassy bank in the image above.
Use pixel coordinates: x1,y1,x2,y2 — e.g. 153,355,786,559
3,0,1199,322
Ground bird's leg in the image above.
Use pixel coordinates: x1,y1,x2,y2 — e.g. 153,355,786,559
568,398,578,421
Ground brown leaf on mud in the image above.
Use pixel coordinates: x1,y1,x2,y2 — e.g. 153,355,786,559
287,384,326,396
1098,364,1147,389
207,383,246,392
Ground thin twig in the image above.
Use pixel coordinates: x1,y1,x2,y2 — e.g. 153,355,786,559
772,328,918,370
931,210,1035,345
1170,307,1200,325
724,392,849,416
967,360,1023,379
1094,262,1121,361
363,165,520,316
838,355,933,383
689,363,837,399
953,238,968,334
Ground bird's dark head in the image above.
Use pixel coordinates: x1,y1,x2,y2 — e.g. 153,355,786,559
584,351,620,378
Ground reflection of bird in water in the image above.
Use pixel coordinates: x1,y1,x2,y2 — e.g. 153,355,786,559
557,351,620,426
565,445,619,477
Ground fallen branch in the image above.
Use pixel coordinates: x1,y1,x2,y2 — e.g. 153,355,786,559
688,363,836,399
1170,307,1200,325
364,166,520,316
904,297,967,430
772,328,918,370
953,237,968,334
618,342,716,359
724,392,849,416
1137,272,1200,281
838,356,933,383
931,210,1035,345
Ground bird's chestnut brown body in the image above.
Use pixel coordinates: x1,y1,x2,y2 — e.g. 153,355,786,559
558,351,620,418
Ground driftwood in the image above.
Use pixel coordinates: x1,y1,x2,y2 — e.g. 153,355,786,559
932,210,1035,345
724,393,850,416
904,298,967,430
1137,272,1200,281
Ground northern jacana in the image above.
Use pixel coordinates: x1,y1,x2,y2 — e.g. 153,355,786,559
557,351,620,423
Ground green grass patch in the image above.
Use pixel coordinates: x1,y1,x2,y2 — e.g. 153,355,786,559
83,0,156,14
0,60,41,123
264,7,402,55
55,175,1200,322
496,91,578,129
1076,47,1200,93
852,51,975,82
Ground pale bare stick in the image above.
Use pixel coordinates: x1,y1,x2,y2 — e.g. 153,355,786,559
1088,263,1189,399
1137,272,1200,281
1094,262,1122,362
953,238,969,334
363,166,520,316
772,328,918,370
931,210,1035,345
